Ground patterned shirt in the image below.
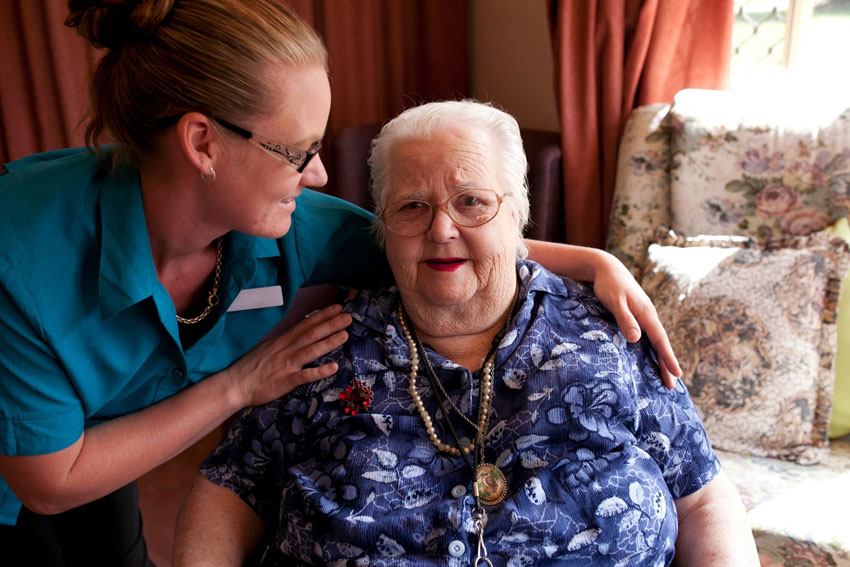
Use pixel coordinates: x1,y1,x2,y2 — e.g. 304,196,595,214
202,260,720,566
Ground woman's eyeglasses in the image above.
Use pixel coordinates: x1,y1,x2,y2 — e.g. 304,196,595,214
214,118,322,173
380,188,505,236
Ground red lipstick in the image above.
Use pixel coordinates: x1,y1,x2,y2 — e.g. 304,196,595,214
425,258,466,272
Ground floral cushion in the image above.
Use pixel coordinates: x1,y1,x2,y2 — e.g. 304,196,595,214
607,103,673,273
717,435,850,567
667,89,850,240
638,227,850,464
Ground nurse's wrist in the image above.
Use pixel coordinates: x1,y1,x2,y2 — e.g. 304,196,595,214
213,367,252,414
565,244,609,284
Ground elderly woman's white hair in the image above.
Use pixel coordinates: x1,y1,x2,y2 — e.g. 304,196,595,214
368,99,531,258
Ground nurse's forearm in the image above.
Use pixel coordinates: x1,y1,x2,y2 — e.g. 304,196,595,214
0,303,349,515
0,368,242,515
523,239,601,282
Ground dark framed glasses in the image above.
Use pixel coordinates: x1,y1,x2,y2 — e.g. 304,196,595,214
380,188,506,236
214,117,322,173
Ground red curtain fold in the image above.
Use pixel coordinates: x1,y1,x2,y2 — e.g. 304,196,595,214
0,0,468,193
0,0,101,164
308,0,468,197
550,0,734,247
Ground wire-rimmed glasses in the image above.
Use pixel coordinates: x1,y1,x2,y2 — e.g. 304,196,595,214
380,188,506,236
214,117,322,173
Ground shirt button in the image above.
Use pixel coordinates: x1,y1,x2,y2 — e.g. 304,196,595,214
448,540,466,557
451,485,466,498
172,368,185,379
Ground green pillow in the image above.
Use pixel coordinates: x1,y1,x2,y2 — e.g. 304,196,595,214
825,217,850,438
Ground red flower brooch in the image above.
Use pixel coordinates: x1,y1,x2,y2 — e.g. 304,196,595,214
339,380,374,415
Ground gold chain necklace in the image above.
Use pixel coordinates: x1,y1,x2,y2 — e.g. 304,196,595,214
176,238,223,325
397,304,508,508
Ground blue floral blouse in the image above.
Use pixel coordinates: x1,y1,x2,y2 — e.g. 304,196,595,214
201,260,720,566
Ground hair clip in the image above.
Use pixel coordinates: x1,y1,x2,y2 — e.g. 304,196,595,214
339,380,373,415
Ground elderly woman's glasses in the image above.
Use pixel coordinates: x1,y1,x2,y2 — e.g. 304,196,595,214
214,118,322,173
381,189,505,236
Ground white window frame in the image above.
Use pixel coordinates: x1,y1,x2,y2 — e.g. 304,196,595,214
732,0,850,108
783,0,815,68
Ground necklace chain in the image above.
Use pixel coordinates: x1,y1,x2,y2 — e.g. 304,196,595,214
421,351,480,432
176,238,223,325
398,295,517,561
398,305,496,457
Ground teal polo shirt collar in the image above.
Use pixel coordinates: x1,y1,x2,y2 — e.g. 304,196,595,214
98,164,158,320
225,231,281,303
97,164,282,323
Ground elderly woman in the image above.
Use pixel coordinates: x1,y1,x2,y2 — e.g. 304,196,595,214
174,101,758,567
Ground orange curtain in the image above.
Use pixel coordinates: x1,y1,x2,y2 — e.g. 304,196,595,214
0,0,467,187
300,0,468,197
0,0,100,164
550,0,734,247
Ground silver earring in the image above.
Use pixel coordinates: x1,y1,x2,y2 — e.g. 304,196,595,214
200,166,216,183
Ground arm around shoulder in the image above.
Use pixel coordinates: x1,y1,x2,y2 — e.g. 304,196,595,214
524,239,681,387
173,474,265,567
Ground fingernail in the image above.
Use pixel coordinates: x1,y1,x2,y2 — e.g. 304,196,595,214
626,329,640,342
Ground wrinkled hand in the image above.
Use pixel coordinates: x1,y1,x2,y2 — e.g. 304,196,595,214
222,304,352,407
593,253,681,389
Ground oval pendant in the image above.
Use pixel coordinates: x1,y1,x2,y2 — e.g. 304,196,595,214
476,463,507,506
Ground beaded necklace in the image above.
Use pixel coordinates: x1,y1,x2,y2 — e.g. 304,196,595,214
398,306,492,457
397,290,518,509
398,300,519,566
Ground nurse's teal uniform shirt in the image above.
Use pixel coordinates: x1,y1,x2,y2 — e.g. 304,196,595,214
0,147,389,524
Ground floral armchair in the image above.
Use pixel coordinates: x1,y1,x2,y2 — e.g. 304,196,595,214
607,89,850,567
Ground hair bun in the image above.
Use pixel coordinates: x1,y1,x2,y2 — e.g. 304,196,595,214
65,0,174,51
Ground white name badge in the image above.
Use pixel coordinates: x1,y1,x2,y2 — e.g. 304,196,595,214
227,285,284,312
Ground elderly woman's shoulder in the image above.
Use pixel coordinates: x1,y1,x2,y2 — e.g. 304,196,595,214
519,260,610,312
520,259,632,341
342,286,400,334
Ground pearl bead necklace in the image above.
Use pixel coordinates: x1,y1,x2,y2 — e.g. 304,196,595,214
397,305,495,457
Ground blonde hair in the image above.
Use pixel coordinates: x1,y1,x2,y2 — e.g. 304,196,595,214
66,0,327,165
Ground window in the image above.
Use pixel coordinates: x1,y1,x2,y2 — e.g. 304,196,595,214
731,0,850,98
